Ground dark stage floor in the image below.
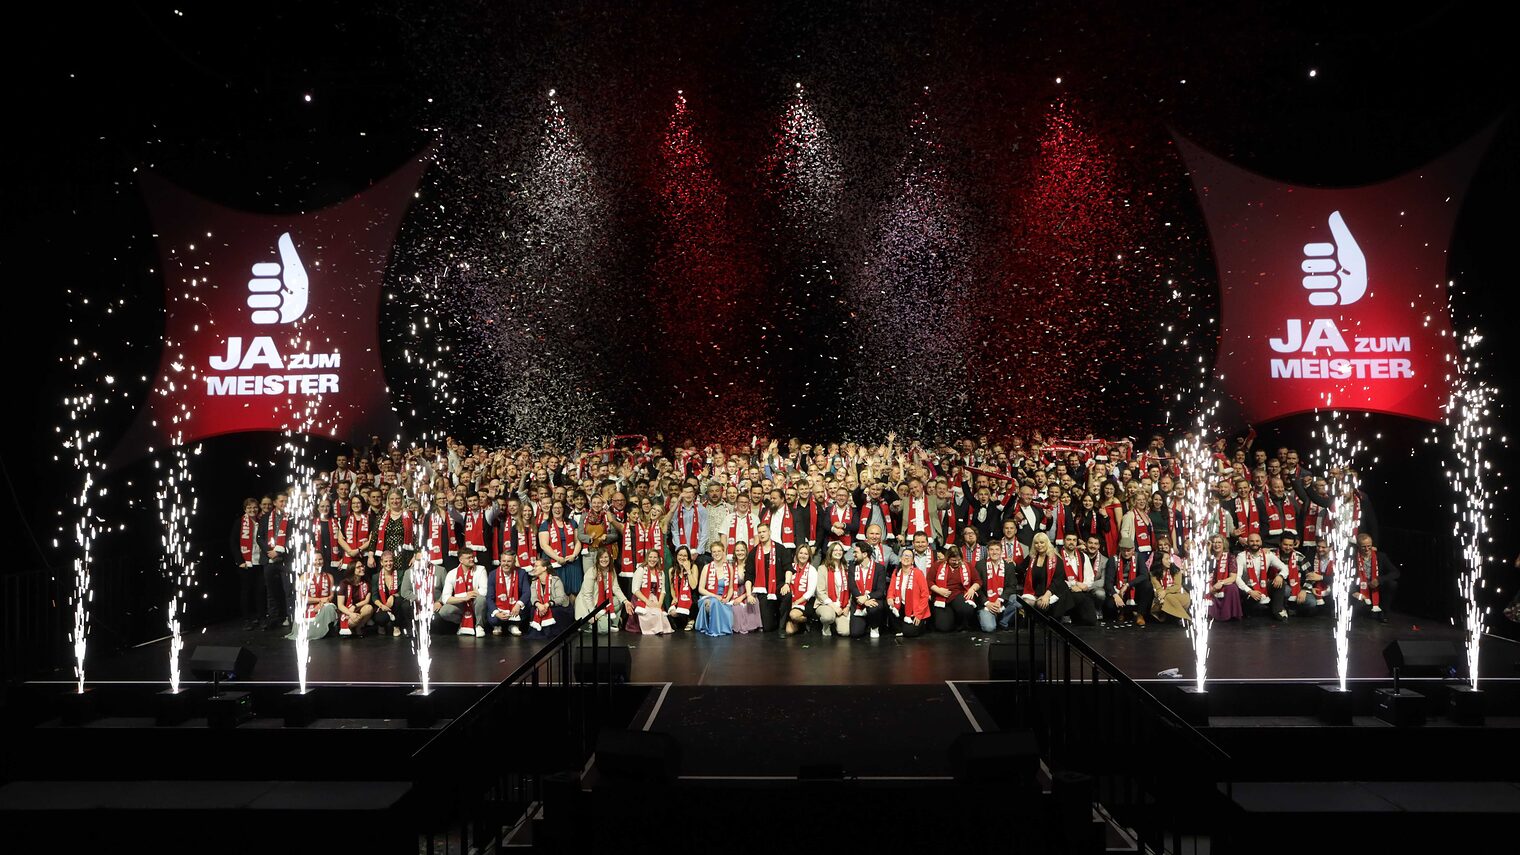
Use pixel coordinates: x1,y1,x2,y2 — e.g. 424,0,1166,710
45,610,1520,688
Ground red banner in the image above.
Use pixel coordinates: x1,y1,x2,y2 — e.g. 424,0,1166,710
112,154,428,463
1176,130,1493,423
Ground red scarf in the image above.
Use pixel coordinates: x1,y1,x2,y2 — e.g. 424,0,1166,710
1355,550,1381,606
239,514,255,563
799,499,825,541
673,503,700,550
1213,553,1232,598
267,511,289,553
378,570,399,603
704,561,735,599
640,565,664,606
752,546,779,594
727,512,758,556
463,510,485,554
339,578,369,630
854,560,877,602
495,565,520,614
1263,494,1296,536
544,518,575,563
595,572,616,617
1303,503,1325,546
1134,511,1154,552
960,544,986,569
343,513,371,565
510,524,536,569
620,521,657,577
426,511,448,564
530,575,557,629
889,563,928,619
1235,496,1261,539
454,565,476,629
826,564,849,608
1102,504,1122,555
670,568,694,615
939,502,961,545
830,503,854,546
1240,551,1270,595
1062,551,1083,583
982,558,1006,604
1023,554,1057,597
1280,549,1303,597
762,505,797,548
858,500,895,540
790,565,814,601
1115,555,1139,606
305,571,331,619
906,494,932,537
1156,553,1177,591
326,518,344,566
1000,537,1025,564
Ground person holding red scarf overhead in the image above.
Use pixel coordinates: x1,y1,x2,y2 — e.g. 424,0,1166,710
486,552,528,636
524,557,572,640
631,548,675,636
928,548,981,633
887,539,930,638
233,498,263,630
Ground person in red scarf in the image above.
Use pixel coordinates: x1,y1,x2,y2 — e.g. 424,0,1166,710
286,558,338,640
1353,532,1400,623
259,492,294,630
1145,535,1190,625
1258,475,1301,550
1276,532,1323,617
780,544,817,637
1017,532,1061,616
666,546,700,633
435,549,488,637
336,562,376,637
1206,535,1243,622
576,549,627,633
538,498,582,589
1046,536,1100,626
524,558,573,640
887,540,931,638
1104,544,1152,625
631,548,675,635
371,550,412,637
748,534,788,632
812,543,851,636
928,548,981,632
486,552,528,636
794,480,830,565
1235,533,1289,620
232,497,263,630
974,540,1016,631
847,539,891,639
826,485,858,553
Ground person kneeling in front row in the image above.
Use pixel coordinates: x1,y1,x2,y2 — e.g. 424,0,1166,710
436,549,489,636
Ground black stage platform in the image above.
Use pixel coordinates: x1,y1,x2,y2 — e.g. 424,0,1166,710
42,610,1520,688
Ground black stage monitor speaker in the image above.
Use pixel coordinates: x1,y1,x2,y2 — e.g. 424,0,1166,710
576,645,632,684
189,645,258,680
595,729,681,784
988,642,1045,680
1382,639,1460,678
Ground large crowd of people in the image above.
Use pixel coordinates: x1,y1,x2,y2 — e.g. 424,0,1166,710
232,432,1399,644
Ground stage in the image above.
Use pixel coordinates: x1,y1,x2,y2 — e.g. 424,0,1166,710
45,609,1519,689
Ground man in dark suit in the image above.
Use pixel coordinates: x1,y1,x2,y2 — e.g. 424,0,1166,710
1106,544,1153,624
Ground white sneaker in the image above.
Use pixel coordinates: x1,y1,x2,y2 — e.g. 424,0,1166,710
1277,611,1289,619
869,628,880,639
281,617,291,627
391,627,401,637
338,627,352,637
1371,605,1383,613
611,624,621,632
509,625,522,637
822,625,833,637
474,626,486,637
457,626,473,636
492,626,503,635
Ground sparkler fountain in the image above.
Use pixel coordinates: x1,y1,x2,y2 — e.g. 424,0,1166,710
1444,330,1497,722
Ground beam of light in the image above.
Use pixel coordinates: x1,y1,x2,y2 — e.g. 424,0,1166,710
1176,403,1220,692
1311,405,1365,692
1443,329,1497,690
64,391,101,695
848,90,971,438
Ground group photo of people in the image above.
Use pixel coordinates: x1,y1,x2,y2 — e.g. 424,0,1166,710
233,431,1398,645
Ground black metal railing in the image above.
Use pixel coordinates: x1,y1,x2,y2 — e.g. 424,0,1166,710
1004,604,1233,855
409,599,613,854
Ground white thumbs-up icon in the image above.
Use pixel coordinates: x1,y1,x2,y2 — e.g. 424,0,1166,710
248,233,309,324
1301,211,1366,307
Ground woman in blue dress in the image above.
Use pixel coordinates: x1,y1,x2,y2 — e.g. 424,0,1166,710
695,539,736,636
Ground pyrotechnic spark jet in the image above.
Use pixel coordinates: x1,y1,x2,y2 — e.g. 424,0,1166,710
1176,404,1220,692
1444,330,1497,690
64,392,100,695
282,334,329,695
411,455,437,695
156,435,198,695
1312,405,1365,692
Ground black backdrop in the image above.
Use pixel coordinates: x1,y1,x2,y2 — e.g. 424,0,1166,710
3,1,1515,670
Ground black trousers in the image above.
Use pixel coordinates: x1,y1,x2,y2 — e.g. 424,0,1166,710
1048,590,1099,626
889,612,925,637
849,603,887,637
239,564,264,621
931,599,977,632
669,612,691,631
1242,585,1286,616
758,595,781,632
372,597,414,628
616,574,635,602
262,560,289,622
1105,581,1154,621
